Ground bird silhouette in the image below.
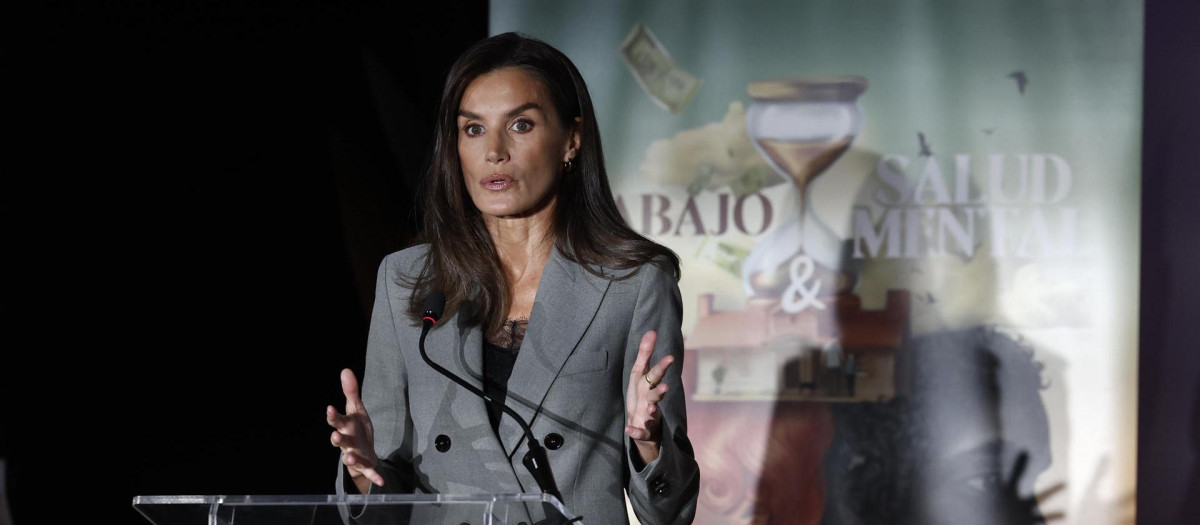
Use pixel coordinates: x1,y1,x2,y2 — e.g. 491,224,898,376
918,132,933,157
983,127,997,135
1008,70,1028,95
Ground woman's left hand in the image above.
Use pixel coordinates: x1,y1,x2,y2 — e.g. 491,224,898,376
626,330,675,464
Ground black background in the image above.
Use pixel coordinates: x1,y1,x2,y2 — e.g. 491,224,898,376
4,1,1197,523
8,1,486,523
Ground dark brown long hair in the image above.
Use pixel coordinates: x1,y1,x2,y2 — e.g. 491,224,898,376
405,32,679,334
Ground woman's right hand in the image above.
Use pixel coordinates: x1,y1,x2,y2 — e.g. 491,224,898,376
327,368,385,492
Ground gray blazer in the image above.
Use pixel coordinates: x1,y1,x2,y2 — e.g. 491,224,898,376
335,245,699,524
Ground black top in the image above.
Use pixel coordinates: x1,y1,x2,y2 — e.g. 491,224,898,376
482,317,527,433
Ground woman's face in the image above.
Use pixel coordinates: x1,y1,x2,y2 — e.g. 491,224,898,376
457,67,579,222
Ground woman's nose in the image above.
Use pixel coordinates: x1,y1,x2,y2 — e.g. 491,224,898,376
485,133,509,164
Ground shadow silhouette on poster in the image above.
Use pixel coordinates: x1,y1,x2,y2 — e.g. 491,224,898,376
820,327,1054,525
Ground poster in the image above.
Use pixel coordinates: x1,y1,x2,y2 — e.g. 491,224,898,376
492,1,1142,523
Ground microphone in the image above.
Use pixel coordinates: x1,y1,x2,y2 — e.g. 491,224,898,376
422,290,446,327
416,291,563,504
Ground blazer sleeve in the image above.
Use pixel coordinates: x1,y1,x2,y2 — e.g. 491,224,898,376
335,253,422,523
623,261,700,525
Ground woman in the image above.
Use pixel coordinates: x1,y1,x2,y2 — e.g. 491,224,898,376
326,32,699,524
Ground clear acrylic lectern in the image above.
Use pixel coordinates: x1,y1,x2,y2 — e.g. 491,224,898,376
132,493,581,525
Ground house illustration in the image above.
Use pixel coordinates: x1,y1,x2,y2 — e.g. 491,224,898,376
683,290,910,403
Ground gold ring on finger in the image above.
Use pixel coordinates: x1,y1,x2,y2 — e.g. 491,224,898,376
644,373,659,389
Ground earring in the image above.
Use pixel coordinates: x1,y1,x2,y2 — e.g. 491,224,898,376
563,159,574,172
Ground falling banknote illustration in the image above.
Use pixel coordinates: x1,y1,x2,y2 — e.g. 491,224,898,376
620,22,702,115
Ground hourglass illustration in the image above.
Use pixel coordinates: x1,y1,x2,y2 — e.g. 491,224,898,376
743,77,867,310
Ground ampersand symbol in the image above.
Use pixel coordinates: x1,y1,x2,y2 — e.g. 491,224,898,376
781,255,826,313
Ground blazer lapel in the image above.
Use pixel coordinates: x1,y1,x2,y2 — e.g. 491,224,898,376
450,304,485,392
497,249,611,457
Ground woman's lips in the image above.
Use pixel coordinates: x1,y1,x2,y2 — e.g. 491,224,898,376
481,173,513,190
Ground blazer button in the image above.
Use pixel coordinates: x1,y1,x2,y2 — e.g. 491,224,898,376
650,478,669,496
544,433,564,450
435,434,452,452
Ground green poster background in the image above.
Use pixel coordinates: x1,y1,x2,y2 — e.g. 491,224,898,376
493,1,1142,523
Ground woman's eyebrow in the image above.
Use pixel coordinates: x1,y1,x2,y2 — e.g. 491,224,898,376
458,102,544,121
